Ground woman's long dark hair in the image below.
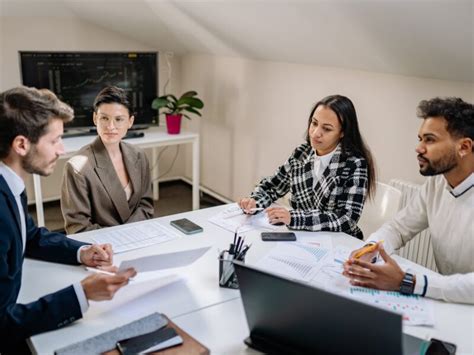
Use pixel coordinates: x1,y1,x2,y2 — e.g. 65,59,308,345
305,95,376,199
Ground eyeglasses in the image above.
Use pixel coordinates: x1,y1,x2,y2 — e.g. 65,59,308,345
96,116,129,127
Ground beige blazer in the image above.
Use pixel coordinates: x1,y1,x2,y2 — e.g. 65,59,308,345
61,137,154,234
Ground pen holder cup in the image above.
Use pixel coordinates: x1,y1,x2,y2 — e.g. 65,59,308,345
218,257,243,289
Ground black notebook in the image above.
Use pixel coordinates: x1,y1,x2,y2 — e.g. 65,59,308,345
116,327,183,354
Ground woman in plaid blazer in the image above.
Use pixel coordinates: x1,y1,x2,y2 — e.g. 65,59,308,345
240,95,376,239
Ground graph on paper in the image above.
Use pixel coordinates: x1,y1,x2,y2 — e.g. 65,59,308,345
266,256,315,279
256,241,332,282
346,287,434,325
255,242,435,327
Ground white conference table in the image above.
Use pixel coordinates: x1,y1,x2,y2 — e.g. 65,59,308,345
32,127,200,226
19,205,474,354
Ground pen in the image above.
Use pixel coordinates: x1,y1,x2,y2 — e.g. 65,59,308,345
85,267,116,276
236,243,252,260
246,207,264,213
354,240,384,259
237,236,245,255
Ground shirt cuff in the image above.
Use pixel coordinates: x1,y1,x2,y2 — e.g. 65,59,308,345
73,282,89,315
414,272,426,296
77,245,88,264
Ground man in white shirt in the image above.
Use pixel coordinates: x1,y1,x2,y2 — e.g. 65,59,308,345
0,86,136,353
343,97,473,304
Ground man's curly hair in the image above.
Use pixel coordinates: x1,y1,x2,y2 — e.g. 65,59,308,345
417,97,473,142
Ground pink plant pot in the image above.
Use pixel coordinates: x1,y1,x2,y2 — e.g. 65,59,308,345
166,114,182,134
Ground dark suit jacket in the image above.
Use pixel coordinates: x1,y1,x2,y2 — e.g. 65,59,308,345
61,137,154,234
0,175,86,352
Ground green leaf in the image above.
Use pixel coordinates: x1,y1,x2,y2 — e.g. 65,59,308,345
176,97,204,109
182,113,192,120
183,106,202,116
180,91,198,98
167,94,178,103
152,98,170,110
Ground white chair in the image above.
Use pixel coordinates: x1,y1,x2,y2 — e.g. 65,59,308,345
358,182,402,240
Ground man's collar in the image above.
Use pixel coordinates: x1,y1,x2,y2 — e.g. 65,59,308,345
445,173,474,197
0,161,25,196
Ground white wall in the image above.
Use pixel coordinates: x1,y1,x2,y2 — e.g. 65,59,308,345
0,16,185,201
181,54,473,200
1,18,473,204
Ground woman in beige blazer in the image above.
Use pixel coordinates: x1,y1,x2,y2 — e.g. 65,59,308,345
61,86,154,234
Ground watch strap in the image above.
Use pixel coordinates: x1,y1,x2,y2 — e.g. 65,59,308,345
400,271,415,295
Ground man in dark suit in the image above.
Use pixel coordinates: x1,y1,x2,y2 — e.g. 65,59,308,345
0,86,137,354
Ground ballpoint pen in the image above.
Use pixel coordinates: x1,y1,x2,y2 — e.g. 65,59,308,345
241,207,264,214
236,236,245,255
354,240,384,259
247,207,264,212
236,244,252,261
85,267,116,276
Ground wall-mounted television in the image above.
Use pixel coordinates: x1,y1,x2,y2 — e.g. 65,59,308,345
19,51,158,131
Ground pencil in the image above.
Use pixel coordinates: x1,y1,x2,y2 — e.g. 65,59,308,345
354,240,384,259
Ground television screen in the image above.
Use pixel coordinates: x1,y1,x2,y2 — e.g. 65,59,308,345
19,51,158,130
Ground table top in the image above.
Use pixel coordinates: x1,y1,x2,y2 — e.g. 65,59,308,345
18,205,474,354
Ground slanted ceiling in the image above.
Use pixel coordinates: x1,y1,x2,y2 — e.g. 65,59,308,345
1,0,473,82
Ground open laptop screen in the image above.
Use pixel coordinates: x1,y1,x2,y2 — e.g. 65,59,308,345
234,261,403,355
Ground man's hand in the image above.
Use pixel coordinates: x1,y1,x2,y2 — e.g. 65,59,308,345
346,242,381,264
266,207,291,225
80,244,113,267
80,268,137,301
238,197,257,214
343,245,405,291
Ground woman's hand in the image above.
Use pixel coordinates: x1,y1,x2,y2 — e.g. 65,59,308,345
266,207,291,225
238,197,258,214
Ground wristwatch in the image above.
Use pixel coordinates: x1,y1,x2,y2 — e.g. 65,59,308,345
399,269,415,295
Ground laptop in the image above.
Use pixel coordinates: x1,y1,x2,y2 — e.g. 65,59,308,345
234,261,426,355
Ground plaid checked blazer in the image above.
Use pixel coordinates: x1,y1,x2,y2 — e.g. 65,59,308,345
251,143,368,239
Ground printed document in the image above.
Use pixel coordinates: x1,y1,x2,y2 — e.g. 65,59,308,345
256,235,333,282
91,220,178,253
256,242,435,326
118,247,211,273
209,203,285,233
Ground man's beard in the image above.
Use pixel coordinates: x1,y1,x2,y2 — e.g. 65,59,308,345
418,149,457,176
22,146,57,176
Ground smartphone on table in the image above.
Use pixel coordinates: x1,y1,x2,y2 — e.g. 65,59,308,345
170,218,203,235
261,232,297,241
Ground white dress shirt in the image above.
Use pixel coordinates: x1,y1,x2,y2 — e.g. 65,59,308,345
312,146,338,185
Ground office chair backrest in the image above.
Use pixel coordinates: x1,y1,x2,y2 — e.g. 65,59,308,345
358,181,402,240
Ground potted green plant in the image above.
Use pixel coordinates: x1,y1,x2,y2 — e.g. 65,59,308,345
151,91,204,134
